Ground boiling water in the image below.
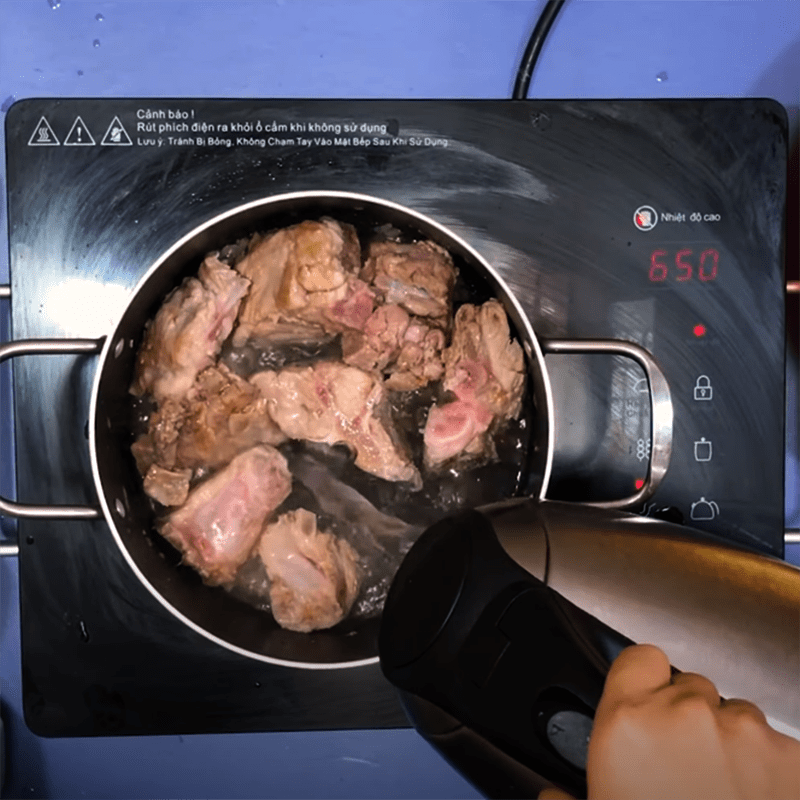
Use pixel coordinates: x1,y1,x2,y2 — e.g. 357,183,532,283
131,222,537,625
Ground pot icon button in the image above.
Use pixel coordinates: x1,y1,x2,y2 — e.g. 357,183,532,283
690,497,719,521
693,437,712,462
693,375,713,401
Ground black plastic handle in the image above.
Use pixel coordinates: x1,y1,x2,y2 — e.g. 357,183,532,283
379,509,634,798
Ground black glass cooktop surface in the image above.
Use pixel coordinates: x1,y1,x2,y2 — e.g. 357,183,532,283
5,99,786,735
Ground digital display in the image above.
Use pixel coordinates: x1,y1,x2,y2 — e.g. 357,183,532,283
649,248,719,282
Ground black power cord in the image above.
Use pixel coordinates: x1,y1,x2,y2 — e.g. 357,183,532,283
512,0,567,99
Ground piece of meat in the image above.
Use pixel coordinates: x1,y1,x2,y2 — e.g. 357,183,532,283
131,364,286,501
232,219,362,345
423,400,494,467
322,278,375,332
131,398,188,478
341,306,446,391
143,464,193,507
341,304,410,372
385,319,447,391
250,361,421,487
443,300,525,418
159,445,292,586
361,240,456,319
423,300,524,469
131,255,251,402
173,364,285,471
131,431,157,477
258,508,361,632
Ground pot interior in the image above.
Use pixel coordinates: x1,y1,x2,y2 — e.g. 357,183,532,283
91,192,550,666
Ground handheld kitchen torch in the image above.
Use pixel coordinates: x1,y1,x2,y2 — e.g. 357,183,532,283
378,499,800,799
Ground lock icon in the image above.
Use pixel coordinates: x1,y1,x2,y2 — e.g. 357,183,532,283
693,375,713,401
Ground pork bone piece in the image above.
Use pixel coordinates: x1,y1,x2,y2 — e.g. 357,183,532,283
341,304,410,372
424,299,524,469
131,255,251,403
422,399,494,467
159,445,292,586
258,508,360,633
250,361,421,487
143,464,193,508
232,219,369,345
385,318,447,390
173,364,285,471
132,364,286,504
361,240,456,320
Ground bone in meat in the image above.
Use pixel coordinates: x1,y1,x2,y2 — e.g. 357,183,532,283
385,318,446,391
250,361,421,487
258,508,360,633
342,305,446,390
361,240,456,320
173,364,285,471
131,255,251,402
232,219,365,345
341,304,410,372
159,445,292,586
143,464,193,507
424,299,524,468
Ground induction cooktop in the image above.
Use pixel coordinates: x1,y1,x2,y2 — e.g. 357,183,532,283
4,99,786,736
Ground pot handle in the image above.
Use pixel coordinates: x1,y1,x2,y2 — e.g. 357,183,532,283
0,336,104,521
540,339,673,510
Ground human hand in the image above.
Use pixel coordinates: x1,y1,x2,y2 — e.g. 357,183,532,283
539,644,800,800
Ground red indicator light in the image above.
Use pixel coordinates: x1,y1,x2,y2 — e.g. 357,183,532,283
693,324,707,337
635,478,645,490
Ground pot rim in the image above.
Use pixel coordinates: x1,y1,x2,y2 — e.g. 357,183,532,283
88,189,555,668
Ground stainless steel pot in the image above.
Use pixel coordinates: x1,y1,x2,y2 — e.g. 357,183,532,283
0,191,672,667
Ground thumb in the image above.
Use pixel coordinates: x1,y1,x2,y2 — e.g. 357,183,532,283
539,788,577,800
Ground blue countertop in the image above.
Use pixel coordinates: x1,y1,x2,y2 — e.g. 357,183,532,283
1,2,798,797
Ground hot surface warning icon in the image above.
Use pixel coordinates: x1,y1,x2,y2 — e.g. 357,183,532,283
28,116,60,146
100,116,132,146
64,116,96,146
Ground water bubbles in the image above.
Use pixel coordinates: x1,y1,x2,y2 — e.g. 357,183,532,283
47,0,61,9
1,95,16,113
656,71,668,82
95,13,104,21
93,39,101,48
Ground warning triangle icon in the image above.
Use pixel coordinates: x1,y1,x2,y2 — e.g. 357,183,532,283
101,116,133,146
64,116,96,146
28,116,60,146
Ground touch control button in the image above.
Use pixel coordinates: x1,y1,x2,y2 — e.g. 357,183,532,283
693,376,713,401
690,497,719,521
693,437,713,462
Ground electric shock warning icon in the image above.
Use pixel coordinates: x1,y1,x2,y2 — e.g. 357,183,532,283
27,116,60,146
100,116,132,146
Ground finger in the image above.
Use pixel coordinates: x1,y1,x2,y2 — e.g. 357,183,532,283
720,697,769,725
538,787,576,800
668,671,722,709
718,697,769,726
600,644,672,707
